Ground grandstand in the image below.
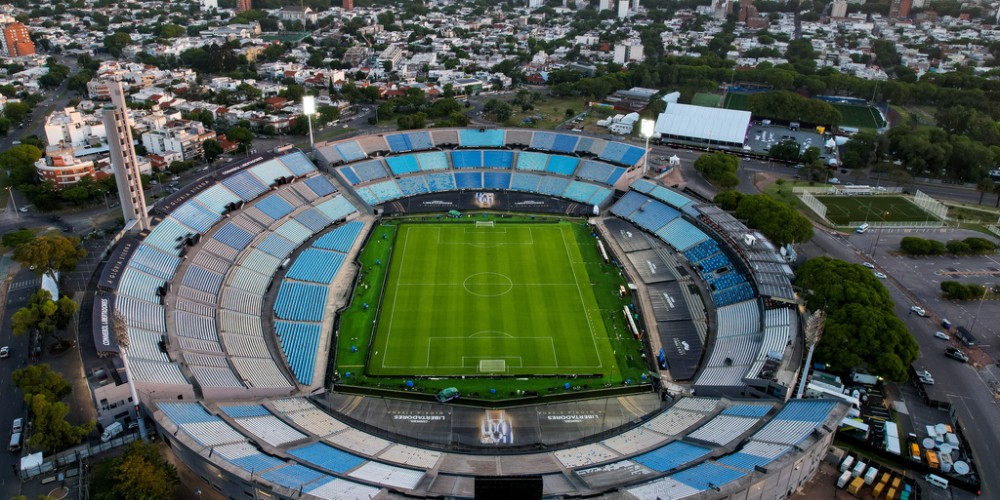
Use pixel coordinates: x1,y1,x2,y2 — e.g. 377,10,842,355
90,133,842,499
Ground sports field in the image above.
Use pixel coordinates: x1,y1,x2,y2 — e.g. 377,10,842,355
724,93,884,129
366,222,615,377
815,195,934,225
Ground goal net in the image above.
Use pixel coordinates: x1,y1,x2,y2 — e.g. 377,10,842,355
475,221,495,228
479,359,506,373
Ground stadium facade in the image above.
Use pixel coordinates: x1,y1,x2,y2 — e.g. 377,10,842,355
89,129,845,499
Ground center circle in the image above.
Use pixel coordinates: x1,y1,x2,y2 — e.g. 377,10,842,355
463,272,514,297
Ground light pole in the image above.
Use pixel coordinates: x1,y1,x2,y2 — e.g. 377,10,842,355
303,95,317,150
640,118,655,176
870,211,889,257
7,186,17,217
969,283,993,335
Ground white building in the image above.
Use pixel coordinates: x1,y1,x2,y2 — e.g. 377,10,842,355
141,120,216,161
618,0,630,18
44,107,107,149
613,40,645,64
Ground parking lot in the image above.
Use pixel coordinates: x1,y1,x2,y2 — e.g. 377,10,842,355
745,123,839,165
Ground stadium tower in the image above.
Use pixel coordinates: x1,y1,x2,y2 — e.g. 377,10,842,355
103,80,150,232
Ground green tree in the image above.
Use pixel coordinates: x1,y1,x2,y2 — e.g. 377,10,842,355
3,101,33,125
317,105,340,124
12,364,72,403
158,23,185,39
11,234,87,279
694,152,740,189
768,140,801,161
733,194,814,245
10,289,78,339
202,139,223,163
92,441,179,500
1,228,34,248
976,178,994,205
796,257,919,382
224,126,253,152
27,394,94,453
103,32,132,57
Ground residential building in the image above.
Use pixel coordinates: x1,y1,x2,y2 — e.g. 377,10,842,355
613,40,645,64
1,22,34,57
343,0,353,10
34,147,99,188
831,0,848,18
527,0,544,8
237,0,252,13
44,107,107,149
618,0,630,19
279,6,317,24
889,0,911,18
103,81,149,233
141,120,215,161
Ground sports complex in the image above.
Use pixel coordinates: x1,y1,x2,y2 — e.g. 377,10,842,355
88,128,847,498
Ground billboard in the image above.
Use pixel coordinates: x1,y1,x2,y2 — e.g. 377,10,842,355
381,191,592,216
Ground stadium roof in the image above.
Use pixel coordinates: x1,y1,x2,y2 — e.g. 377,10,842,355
654,103,752,146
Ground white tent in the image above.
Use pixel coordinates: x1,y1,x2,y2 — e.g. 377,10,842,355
654,103,752,147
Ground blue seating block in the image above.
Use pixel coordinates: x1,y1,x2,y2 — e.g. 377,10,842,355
516,152,548,171
338,167,361,185
313,221,365,253
386,155,420,175
255,194,294,221
451,150,483,168
483,172,511,189
671,462,747,491
483,150,513,168
454,171,482,189
610,191,650,219
632,441,711,472
459,129,504,147
425,173,455,191
552,133,579,153
220,404,271,418
510,173,542,192
275,282,328,321
287,249,345,284
546,155,579,176
304,175,336,197
397,175,430,196
288,442,366,474
275,320,322,385
351,160,389,182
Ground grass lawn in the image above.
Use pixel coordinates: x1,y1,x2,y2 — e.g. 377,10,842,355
723,92,749,111
506,96,589,130
692,93,722,107
832,104,885,129
335,216,646,399
815,195,935,225
369,222,612,376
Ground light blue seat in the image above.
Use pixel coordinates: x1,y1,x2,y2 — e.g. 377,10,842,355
338,167,361,185
459,129,504,147
315,196,357,221
274,281,328,321
451,150,482,168
368,180,403,202
510,173,542,192
425,173,455,191
257,233,297,258
454,171,482,189
537,176,570,196
416,152,449,170
577,160,617,185
563,181,599,203
287,249,345,284
397,175,429,196
633,441,712,472
222,171,269,201
483,172,511,189
278,151,318,176
531,131,556,150
482,150,513,168
632,201,681,233
655,218,708,251
610,191,650,219
255,194,294,221
194,184,241,214
386,155,420,175
546,155,579,176
516,152,548,171
275,320,322,385
249,159,294,185
552,133,579,152
351,160,389,182
293,207,332,233
304,175,336,197
313,221,365,253
335,141,366,162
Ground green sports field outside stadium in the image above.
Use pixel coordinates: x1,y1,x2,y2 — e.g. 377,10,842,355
366,222,616,377
814,195,934,225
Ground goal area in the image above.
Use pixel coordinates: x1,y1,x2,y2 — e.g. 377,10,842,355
475,221,495,228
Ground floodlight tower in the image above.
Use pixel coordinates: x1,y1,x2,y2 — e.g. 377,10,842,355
640,118,655,176
303,95,317,149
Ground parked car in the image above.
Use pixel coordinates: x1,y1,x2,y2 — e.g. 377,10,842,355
873,272,887,279
916,370,935,385
862,262,875,269
910,306,926,317
945,347,969,363
934,331,951,341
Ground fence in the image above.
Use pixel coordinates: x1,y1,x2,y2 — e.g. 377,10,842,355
799,191,828,220
847,220,947,229
914,190,948,220
988,225,1000,238
19,433,141,480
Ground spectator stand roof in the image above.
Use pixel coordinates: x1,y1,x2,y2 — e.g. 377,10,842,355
654,103,752,147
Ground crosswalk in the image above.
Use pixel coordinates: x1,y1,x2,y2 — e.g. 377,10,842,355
8,278,40,292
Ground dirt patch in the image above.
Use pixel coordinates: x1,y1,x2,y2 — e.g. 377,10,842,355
752,172,782,193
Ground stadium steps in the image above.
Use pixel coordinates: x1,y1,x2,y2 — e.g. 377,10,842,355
324,170,375,214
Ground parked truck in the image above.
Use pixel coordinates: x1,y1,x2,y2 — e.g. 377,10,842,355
837,470,852,488
851,371,880,386
847,476,865,495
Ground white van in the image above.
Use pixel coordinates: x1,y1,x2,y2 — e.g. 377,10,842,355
925,473,949,490
101,421,123,442
856,223,870,234
11,418,23,434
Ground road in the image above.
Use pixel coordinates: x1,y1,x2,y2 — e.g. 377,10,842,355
0,263,41,495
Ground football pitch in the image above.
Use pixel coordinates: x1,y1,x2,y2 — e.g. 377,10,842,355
814,195,933,225
366,222,615,377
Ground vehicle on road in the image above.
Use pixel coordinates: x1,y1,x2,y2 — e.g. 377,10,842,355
934,331,951,341
856,223,870,234
101,421,123,442
862,262,875,269
910,306,926,317
916,370,935,385
874,272,887,279
11,418,22,434
945,347,968,363
0,346,8,358
18,207,27,213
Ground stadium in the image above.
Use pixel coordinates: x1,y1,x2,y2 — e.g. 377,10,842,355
91,129,846,499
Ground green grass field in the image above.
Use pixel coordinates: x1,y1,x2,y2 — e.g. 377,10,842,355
692,93,722,107
723,93,884,129
815,195,934,225
367,222,614,377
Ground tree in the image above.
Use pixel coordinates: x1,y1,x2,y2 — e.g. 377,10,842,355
27,394,93,453
977,178,995,205
694,152,740,189
0,143,43,186
92,441,179,500
224,126,253,152
11,289,78,339
2,228,34,248
103,32,132,57
12,364,71,403
3,101,33,125
317,105,340,124
11,234,87,280
158,24,185,39
482,99,513,123
733,194,814,245
202,139,223,163
768,140,801,161
796,257,918,382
